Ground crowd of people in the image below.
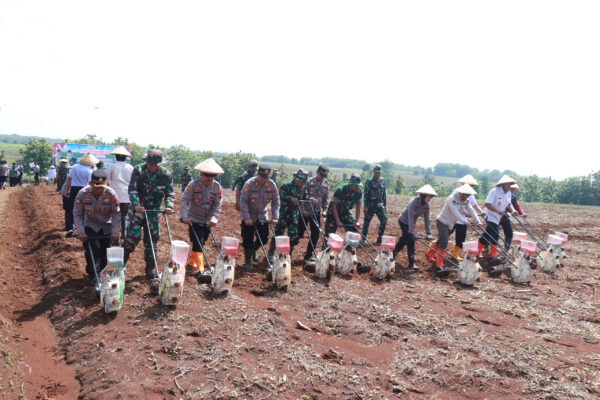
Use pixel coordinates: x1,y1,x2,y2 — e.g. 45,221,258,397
57,148,528,289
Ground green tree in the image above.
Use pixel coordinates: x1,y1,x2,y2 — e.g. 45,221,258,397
393,174,404,194
69,134,106,145
20,139,52,175
277,163,290,185
217,152,257,189
478,175,490,199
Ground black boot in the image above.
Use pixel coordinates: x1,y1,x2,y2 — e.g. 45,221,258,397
488,266,502,278
144,254,158,279
392,242,402,259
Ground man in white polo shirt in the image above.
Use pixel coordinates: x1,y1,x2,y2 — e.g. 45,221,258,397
478,175,517,276
107,146,134,239
65,153,97,237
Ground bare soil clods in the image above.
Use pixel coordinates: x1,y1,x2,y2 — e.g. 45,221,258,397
0,186,599,399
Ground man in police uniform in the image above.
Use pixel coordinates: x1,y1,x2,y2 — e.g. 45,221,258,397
267,169,308,259
298,164,330,261
73,170,121,286
240,164,280,271
124,149,175,282
180,158,224,274
234,159,258,212
323,173,362,245
362,165,387,244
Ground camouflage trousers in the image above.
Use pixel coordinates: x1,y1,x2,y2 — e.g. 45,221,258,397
362,206,387,239
124,211,161,260
269,213,299,253
323,212,357,249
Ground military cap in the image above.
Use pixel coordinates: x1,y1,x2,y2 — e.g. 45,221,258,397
373,164,382,172
91,169,109,187
348,173,362,186
317,164,329,176
146,149,163,165
248,159,259,168
258,164,272,177
293,168,308,182
184,166,190,170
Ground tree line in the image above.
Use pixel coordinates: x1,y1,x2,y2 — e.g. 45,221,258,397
3,134,599,206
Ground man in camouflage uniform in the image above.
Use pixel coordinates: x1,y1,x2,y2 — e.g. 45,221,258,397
234,159,258,212
124,149,175,281
323,173,362,247
362,164,388,244
267,169,308,258
240,164,280,270
180,166,192,189
270,168,278,187
57,159,70,191
298,164,330,260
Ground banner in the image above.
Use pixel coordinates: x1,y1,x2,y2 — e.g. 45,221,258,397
53,143,131,167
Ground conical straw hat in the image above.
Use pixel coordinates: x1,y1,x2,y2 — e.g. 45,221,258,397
510,183,519,189
79,153,99,166
194,158,224,175
58,159,69,163
458,174,478,186
456,183,477,195
496,174,516,186
110,145,131,156
416,184,438,196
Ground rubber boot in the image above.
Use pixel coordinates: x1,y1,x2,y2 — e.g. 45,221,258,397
477,242,484,258
144,254,158,280
452,245,463,261
407,255,418,270
253,242,260,262
243,248,254,269
186,251,198,272
426,242,437,262
434,248,447,277
196,252,204,273
375,236,382,245
267,238,276,261
488,245,503,266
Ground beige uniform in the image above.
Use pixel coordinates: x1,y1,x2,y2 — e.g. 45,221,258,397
302,176,330,216
73,186,121,236
180,179,222,224
240,177,280,222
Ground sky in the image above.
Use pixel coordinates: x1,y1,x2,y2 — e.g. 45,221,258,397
0,0,598,180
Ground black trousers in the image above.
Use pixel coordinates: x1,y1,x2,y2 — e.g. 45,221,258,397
9,177,17,187
34,173,39,185
189,223,210,252
83,227,110,278
396,221,415,256
500,217,513,249
241,221,269,250
479,220,500,247
65,186,84,231
0,176,6,188
297,213,321,258
454,223,467,248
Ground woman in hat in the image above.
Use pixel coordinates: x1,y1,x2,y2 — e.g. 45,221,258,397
180,158,224,274
107,146,134,239
429,184,481,277
477,175,517,276
450,175,484,260
47,165,57,185
393,184,437,270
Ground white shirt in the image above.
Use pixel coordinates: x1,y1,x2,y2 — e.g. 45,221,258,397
437,191,480,228
483,186,512,224
47,168,57,179
107,161,134,203
68,164,93,187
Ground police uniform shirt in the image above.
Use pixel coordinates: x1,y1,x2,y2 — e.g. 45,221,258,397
180,179,222,224
398,196,431,236
484,186,512,224
303,176,329,216
73,186,121,235
240,177,280,222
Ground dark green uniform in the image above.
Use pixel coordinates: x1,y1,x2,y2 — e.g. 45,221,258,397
233,171,255,190
271,179,306,250
324,184,362,238
362,176,387,240
57,162,69,190
180,172,192,189
124,163,175,274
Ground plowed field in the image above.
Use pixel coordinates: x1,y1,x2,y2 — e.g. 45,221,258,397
1,185,599,399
